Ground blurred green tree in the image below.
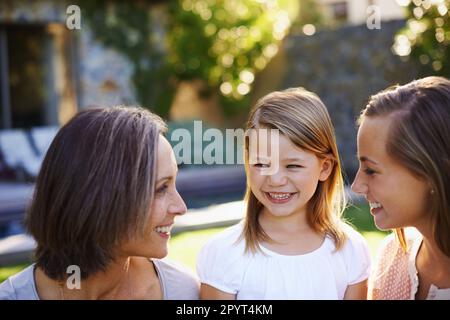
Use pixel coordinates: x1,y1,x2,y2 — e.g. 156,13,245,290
393,0,450,77
167,0,299,117
78,0,300,118
78,0,174,117
290,0,323,34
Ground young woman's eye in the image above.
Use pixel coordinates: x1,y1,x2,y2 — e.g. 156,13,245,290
156,184,169,194
364,168,376,176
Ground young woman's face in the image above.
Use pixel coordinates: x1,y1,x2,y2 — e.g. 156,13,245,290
248,133,332,219
121,135,187,258
351,116,430,230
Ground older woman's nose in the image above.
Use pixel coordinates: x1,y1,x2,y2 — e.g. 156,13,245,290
170,189,187,216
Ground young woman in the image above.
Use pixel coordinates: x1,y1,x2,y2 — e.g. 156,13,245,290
352,76,450,300
0,106,199,300
197,88,371,299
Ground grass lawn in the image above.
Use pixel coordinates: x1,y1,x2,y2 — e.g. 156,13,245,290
0,264,29,284
168,203,388,272
167,226,387,272
0,203,388,282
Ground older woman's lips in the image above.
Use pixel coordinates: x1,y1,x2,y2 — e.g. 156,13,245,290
154,224,173,238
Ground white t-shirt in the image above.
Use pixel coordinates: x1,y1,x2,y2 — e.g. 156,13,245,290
197,222,371,299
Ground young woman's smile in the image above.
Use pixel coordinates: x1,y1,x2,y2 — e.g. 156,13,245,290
351,116,430,230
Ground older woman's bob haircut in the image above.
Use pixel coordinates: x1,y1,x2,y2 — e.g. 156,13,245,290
26,106,167,280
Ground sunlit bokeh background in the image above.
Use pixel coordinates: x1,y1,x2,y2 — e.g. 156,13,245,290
0,0,449,280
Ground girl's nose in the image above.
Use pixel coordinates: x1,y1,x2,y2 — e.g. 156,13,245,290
268,171,287,186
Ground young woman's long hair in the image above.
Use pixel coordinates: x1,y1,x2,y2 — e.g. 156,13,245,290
358,76,450,256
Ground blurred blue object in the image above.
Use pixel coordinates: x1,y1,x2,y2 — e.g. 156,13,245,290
29,126,59,157
0,221,24,238
0,126,59,181
0,129,41,179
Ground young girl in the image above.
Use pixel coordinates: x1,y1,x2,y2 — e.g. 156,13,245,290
197,88,371,299
352,76,450,300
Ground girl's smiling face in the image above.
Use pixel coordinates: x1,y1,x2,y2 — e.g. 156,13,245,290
351,116,431,230
247,133,333,219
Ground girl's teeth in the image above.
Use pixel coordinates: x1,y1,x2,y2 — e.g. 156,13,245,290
369,202,382,209
155,226,171,233
268,193,292,200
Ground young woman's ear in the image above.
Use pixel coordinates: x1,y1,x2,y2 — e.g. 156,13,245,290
319,156,334,181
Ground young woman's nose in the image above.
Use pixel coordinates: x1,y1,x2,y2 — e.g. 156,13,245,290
351,170,368,195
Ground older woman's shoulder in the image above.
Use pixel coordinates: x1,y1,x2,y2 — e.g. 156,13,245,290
0,264,38,300
152,258,199,300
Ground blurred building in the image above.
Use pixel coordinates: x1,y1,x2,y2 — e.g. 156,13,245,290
317,0,406,25
0,0,150,130
0,0,419,181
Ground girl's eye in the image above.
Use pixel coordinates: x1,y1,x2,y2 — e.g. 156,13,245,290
287,165,303,169
364,168,376,176
156,184,169,194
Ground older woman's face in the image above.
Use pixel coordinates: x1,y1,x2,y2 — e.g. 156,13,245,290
351,116,430,231
121,135,187,258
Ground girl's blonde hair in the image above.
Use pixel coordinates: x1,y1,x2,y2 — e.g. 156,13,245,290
242,87,347,253
359,76,450,256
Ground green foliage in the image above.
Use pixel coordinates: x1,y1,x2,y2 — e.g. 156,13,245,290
291,0,323,33
167,0,297,106
394,1,450,77
78,0,299,118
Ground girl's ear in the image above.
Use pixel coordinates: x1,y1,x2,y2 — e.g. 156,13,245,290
319,156,334,181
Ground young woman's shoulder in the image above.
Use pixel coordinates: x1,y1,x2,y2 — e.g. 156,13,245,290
375,227,421,260
369,228,421,299
152,258,200,300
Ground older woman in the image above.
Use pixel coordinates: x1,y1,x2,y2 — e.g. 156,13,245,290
352,76,450,300
0,106,199,299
